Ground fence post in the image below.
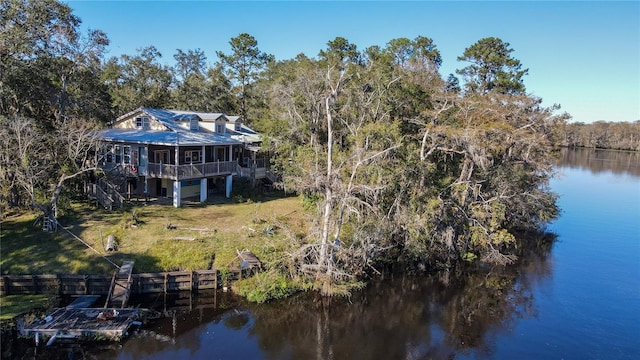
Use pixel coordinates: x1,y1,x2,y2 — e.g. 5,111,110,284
164,273,168,294
1,276,9,296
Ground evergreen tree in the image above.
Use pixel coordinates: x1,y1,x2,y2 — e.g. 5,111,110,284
216,33,274,123
456,37,528,95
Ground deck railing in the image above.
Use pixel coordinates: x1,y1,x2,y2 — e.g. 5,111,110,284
99,160,268,181
147,161,237,180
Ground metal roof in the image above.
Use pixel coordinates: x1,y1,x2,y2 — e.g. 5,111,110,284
98,128,241,146
107,108,250,146
168,109,227,122
226,123,262,144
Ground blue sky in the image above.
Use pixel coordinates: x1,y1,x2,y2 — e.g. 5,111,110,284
67,1,639,124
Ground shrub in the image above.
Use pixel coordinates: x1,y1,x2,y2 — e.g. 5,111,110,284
232,271,300,303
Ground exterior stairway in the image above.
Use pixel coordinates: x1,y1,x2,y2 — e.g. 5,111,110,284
86,170,128,210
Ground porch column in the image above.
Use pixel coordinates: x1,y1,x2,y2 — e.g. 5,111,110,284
228,145,232,161
144,177,149,201
173,180,181,207
200,178,207,202
225,175,232,198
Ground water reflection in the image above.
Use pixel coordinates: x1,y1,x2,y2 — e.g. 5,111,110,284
93,231,553,360
8,237,554,360
245,233,555,360
556,147,640,176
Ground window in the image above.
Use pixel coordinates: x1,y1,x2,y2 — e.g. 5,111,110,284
154,150,169,164
216,124,224,133
123,146,131,164
98,146,107,165
132,149,139,166
135,116,150,129
185,150,202,163
114,145,121,164
234,122,241,131
190,118,199,131
105,146,113,163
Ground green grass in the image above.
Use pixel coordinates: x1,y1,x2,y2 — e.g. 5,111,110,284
1,193,307,276
0,295,53,321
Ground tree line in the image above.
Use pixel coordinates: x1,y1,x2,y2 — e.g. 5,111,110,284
0,0,630,295
557,121,640,151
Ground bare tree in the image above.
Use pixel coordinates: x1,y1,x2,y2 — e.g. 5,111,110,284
0,115,102,226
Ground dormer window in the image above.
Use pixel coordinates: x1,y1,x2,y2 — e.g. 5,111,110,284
135,116,150,129
234,122,241,131
190,118,199,131
216,123,225,133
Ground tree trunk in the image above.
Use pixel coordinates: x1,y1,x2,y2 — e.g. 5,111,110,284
319,95,333,275
48,167,97,223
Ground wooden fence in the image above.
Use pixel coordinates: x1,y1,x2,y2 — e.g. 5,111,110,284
0,269,247,296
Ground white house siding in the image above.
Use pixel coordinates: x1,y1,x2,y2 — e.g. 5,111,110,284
116,116,167,131
199,120,226,134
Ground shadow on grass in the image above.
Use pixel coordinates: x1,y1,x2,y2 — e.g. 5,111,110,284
2,192,302,276
1,210,160,275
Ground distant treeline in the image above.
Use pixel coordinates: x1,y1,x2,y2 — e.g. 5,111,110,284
557,121,640,151
556,147,640,177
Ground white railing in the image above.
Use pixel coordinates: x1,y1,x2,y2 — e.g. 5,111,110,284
237,166,251,178
255,168,266,179
147,161,237,180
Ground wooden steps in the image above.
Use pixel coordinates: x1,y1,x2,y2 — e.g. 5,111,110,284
237,250,261,270
106,261,134,309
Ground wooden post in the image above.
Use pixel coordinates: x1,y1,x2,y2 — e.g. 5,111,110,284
164,273,168,294
214,267,217,290
84,275,88,295
190,271,194,292
2,276,9,296
56,274,61,296
32,275,37,295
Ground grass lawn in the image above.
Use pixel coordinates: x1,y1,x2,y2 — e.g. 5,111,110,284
1,193,308,276
0,295,54,322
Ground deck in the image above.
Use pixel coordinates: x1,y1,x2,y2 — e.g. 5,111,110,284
146,161,238,180
20,307,141,342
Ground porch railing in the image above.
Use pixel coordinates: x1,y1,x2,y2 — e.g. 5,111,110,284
147,161,237,180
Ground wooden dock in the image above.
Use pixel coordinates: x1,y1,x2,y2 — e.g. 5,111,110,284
20,304,141,343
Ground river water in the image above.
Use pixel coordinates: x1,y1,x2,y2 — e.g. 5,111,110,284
9,148,640,359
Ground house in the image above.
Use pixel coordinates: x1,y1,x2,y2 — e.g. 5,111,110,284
93,107,268,208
